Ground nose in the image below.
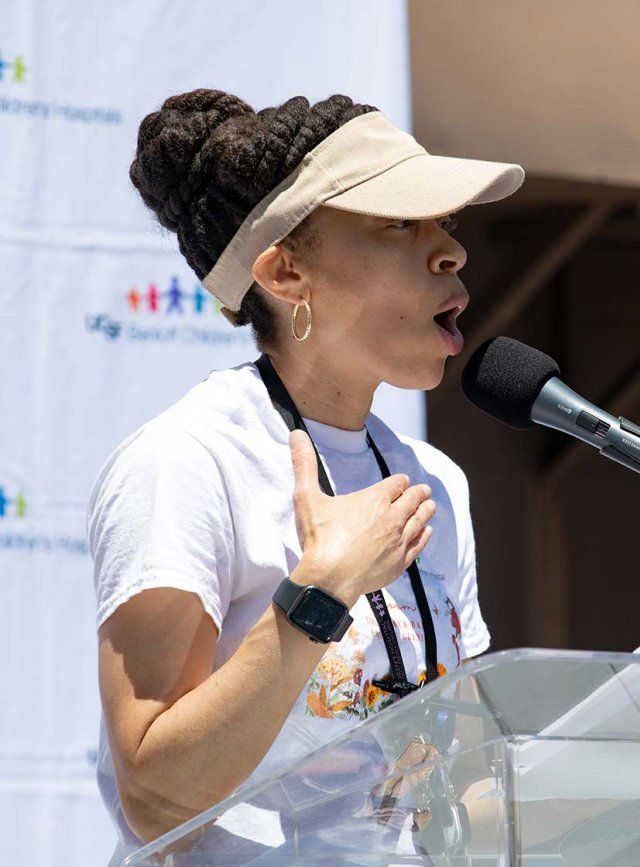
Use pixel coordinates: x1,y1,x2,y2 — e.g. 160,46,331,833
430,238,467,274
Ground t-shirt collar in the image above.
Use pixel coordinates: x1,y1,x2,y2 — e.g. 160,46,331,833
301,415,369,455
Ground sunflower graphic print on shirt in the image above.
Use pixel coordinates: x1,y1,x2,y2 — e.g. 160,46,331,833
304,556,463,721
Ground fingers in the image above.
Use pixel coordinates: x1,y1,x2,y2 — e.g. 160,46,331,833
403,501,436,546
409,497,437,533
404,524,434,570
378,472,411,502
391,482,435,526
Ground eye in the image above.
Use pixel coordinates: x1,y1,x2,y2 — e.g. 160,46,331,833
436,214,459,234
387,219,416,230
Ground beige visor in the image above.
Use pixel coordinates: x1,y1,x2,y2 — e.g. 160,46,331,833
202,110,525,312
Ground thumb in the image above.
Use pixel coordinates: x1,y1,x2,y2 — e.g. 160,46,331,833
289,429,321,500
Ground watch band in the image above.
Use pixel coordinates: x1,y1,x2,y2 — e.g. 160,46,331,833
272,575,307,612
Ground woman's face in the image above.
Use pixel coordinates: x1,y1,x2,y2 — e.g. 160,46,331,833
293,204,469,391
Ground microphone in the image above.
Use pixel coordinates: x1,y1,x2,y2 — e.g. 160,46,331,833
460,336,640,475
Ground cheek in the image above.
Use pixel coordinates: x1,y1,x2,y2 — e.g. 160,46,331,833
321,234,408,292
361,298,430,351
315,239,435,331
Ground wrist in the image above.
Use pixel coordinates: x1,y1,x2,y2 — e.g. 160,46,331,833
273,573,354,644
290,554,358,610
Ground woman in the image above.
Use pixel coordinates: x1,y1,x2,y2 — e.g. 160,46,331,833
89,88,524,864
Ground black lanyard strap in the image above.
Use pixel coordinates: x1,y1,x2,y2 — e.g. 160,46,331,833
364,430,440,691
254,353,439,694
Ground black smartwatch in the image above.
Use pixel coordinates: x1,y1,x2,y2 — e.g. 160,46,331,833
272,576,353,644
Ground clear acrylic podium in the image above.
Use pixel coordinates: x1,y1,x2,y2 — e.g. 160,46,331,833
123,648,640,865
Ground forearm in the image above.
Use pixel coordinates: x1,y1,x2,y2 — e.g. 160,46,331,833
125,556,352,843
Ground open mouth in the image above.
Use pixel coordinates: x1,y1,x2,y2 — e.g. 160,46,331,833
432,305,461,335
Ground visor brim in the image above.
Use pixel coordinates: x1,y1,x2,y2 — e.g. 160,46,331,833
321,153,525,219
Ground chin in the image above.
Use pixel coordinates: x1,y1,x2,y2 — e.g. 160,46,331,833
424,360,447,391
424,376,445,392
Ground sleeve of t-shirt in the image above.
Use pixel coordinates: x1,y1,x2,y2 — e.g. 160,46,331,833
87,423,235,638
450,463,491,659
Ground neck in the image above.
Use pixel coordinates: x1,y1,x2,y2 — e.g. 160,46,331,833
265,346,377,431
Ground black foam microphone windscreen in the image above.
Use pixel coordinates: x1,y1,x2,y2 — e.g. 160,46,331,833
460,336,560,429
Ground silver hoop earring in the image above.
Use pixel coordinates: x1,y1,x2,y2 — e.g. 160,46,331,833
291,300,312,341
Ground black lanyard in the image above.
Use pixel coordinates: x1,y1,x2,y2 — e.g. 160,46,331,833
254,353,439,696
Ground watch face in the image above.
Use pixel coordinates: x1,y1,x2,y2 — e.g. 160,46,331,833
290,588,346,642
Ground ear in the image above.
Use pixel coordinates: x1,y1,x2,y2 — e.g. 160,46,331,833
251,244,307,306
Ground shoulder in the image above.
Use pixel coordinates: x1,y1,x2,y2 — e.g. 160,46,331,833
85,418,227,539
86,361,261,505
87,418,219,488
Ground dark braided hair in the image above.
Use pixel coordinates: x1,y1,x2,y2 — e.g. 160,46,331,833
129,88,379,350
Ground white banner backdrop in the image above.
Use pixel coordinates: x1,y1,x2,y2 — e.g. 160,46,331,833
0,2,420,864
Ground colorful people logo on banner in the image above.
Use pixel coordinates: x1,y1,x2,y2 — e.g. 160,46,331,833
126,276,220,317
0,486,27,518
0,49,28,83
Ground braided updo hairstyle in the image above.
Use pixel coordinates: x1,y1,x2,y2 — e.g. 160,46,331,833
129,88,379,350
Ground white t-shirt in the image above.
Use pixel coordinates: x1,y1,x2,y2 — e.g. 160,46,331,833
87,360,491,865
